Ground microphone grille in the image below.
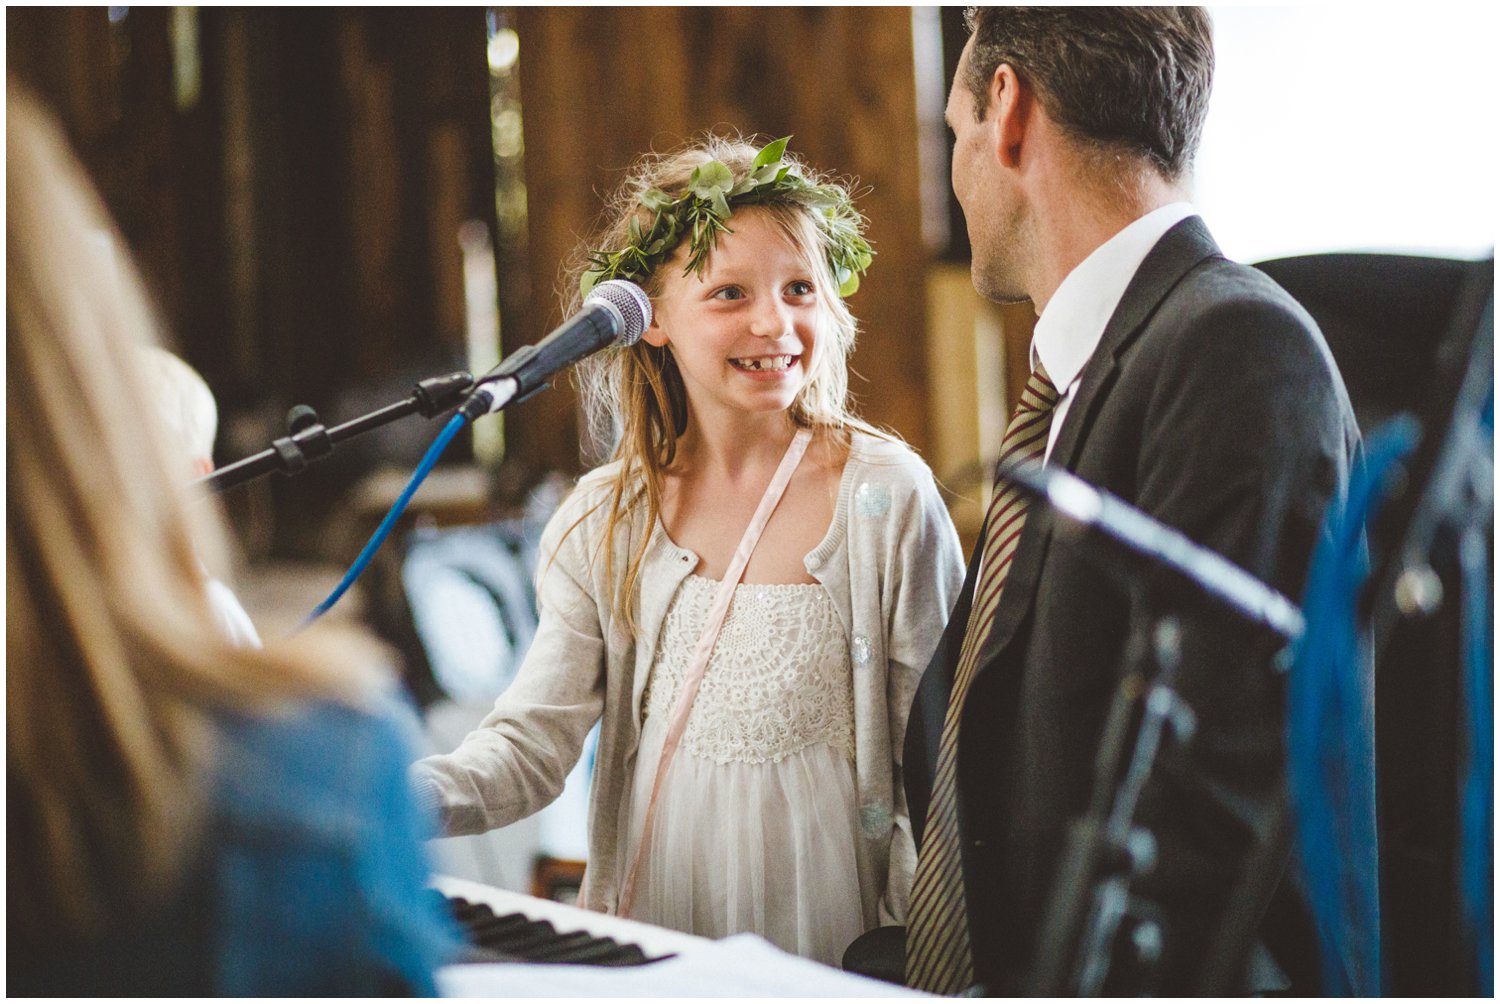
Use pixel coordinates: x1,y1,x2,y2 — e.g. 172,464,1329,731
586,279,652,346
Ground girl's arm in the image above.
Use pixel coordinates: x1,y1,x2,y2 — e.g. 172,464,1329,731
879,464,967,924
411,498,608,837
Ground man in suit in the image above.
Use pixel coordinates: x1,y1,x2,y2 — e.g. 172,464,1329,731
902,8,1368,996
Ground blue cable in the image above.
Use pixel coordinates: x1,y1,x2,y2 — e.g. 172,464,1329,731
301,410,471,629
1459,385,1493,995
1288,416,1419,997
1459,522,1493,995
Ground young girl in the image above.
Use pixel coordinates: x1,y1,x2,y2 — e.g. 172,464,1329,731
414,135,963,965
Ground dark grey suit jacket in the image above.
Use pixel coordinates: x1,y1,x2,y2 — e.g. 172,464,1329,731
905,217,1366,994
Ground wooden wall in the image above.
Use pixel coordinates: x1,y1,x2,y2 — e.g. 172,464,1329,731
511,7,932,469
8,7,206,368
10,9,496,412
8,9,499,555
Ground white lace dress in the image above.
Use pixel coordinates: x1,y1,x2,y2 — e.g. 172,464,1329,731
622,575,871,966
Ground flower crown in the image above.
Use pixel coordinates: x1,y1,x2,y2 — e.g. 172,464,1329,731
580,137,875,300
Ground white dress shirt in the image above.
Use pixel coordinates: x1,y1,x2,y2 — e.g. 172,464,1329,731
1032,202,1197,462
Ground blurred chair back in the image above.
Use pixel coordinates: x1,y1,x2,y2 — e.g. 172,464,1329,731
1254,253,1472,433
397,521,540,707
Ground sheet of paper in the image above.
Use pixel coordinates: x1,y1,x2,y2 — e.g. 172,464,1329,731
436,933,929,997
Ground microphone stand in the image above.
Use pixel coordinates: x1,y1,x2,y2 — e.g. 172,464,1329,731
1026,602,1193,996
200,278,650,497
197,371,475,495
1008,460,1303,996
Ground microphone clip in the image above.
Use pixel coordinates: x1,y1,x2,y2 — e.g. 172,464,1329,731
482,343,552,404
413,371,481,417
268,404,331,475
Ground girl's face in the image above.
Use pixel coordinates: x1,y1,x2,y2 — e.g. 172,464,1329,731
644,208,822,427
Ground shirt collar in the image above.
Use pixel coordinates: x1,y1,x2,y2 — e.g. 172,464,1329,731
1031,202,1196,391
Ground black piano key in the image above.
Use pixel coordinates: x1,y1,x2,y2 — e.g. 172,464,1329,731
519,930,608,961
465,909,532,933
486,921,571,955
443,893,669,967
548,939,652,967
468,912,546,942
452,900,494,924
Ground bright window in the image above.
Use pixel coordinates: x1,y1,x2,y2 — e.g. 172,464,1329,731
1197,6,1496,263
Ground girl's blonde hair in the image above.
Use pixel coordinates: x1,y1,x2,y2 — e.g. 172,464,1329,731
562,134,886,627
6,88,385,947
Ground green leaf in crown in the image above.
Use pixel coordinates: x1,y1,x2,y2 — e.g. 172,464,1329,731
581,136,875,300
689,161,734,200
750,136,790,170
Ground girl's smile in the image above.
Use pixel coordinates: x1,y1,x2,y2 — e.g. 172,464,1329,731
727,352,800,377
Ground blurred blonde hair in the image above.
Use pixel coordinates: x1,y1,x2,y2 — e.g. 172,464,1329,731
6,87,385,945
563,134,888,629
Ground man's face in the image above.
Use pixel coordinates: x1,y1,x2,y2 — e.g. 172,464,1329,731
947,37,1030,304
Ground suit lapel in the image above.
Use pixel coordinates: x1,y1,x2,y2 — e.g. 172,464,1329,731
974,216,1223,669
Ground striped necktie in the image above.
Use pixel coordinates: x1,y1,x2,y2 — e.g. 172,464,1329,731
906,362,1060,994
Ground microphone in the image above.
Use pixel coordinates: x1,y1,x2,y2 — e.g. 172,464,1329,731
463,279,652,418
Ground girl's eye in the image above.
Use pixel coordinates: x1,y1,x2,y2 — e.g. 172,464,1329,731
787,280,815,297
711,286,745,301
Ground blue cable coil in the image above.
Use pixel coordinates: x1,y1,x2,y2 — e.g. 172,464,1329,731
302,410,472,630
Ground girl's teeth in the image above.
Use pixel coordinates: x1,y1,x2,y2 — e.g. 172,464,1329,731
735,355,792,371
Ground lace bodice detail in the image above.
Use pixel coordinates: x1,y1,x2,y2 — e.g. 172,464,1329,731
643,576,854,765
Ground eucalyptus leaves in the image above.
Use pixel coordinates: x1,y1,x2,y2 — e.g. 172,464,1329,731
581,136,874,299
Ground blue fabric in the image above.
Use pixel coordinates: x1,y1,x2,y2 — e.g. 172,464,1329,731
10,694,462,995
211,693,463,994
1288,418,1418,996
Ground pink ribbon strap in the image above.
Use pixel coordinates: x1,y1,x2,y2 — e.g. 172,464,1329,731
617,427,813,917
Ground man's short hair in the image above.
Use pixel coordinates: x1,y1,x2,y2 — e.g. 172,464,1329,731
963,6,1214,180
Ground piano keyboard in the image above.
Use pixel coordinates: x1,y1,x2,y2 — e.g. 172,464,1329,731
433,874,709,966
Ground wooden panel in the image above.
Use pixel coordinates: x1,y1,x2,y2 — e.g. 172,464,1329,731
513,7,930,472
925,265,1001,553
5,8,122,160
9,9,499,558
7,7,193,334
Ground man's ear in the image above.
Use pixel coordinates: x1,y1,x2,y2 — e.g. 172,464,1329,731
990,63,1032,170
642,311,669,348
